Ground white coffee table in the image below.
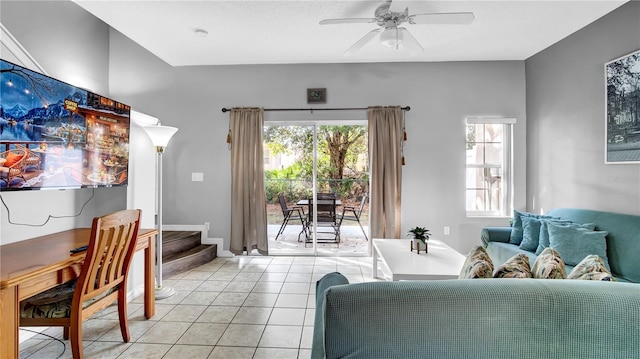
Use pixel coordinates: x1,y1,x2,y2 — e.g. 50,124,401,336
372,239,466,281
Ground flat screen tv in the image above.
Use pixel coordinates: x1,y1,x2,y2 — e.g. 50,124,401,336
0,59,130,191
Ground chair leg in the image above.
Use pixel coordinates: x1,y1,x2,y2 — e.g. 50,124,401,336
296,210,309,242
118,291,131,342
63,326,70,340
356,218,369,241
275,212,291,240
70,314,84,359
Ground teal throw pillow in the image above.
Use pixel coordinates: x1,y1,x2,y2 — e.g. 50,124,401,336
510,210,559,245
535,220,596,255
519,216,542,252
547,223,609,270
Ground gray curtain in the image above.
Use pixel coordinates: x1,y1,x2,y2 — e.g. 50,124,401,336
368,106,403,239
229,108,268,255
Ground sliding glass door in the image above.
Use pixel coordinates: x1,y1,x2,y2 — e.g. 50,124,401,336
264,121,369,256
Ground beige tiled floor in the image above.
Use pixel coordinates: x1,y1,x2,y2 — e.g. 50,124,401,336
19,255,380,359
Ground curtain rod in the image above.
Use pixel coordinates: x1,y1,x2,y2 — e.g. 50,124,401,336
221,106,410,113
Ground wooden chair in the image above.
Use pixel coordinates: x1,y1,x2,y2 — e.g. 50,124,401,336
20,209,142,359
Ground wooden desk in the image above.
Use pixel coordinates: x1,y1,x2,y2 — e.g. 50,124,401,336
0,228,157,359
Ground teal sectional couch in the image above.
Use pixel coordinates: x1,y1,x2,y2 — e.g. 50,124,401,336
482,208,640,283
312,272,640,359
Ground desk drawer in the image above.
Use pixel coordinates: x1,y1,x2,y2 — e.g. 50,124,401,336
18,264,81,301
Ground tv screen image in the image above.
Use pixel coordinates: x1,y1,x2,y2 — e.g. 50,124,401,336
0,59,131,190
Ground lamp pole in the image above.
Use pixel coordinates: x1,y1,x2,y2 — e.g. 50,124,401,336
143,124,178,299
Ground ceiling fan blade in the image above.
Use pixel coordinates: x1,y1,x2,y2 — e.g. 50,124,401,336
344,28,383,56
398,28,423,56
319,18,377,25
409,12,475,25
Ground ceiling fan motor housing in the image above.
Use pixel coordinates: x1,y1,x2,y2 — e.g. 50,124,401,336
375,2,409,27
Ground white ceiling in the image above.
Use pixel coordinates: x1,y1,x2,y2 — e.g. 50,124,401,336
73,0,628,67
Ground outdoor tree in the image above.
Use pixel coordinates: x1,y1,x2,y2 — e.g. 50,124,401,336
263,124,368,197
318,125,366,181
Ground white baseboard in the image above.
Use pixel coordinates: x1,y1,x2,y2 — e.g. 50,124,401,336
128,285,146,303
202,237,233,257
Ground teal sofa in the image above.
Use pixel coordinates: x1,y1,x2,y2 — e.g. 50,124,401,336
481,208,640,283
312,272,640,359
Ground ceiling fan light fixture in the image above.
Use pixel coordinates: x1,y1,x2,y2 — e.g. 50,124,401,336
380,27,403,48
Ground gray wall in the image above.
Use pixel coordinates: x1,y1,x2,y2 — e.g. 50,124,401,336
109,27,527,254
1,0,110,95
1,1,127,244
526,1,640,216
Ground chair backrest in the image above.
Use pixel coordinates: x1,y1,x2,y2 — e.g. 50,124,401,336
309,196,337,224
317,192,336,200
278,193,289,214
73,209,141,307
356,194,368,215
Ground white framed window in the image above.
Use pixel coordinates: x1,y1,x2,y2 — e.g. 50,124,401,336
465,117,516,217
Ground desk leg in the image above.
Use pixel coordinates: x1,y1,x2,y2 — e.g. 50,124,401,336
0,287,19,359
144,234,156,319
372,246,378,279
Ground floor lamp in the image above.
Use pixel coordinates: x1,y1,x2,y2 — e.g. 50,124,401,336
143,124,179,299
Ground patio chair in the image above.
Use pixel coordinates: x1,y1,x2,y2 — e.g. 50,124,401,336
305,192,340,246
338,194,369,241
275,193,307,241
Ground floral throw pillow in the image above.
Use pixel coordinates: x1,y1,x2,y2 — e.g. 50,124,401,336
577,272,614,281
493,253,532,279
568,255,615,281
531,247,567,279
459,246,494,279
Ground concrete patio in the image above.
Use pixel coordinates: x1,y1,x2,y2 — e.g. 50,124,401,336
267,224,369,256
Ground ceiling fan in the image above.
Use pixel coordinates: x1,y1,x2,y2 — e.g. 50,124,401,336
319,0,475,56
